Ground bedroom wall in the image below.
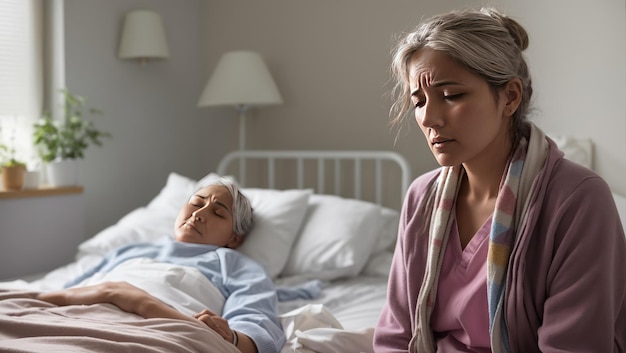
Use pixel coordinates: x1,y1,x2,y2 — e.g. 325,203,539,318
64,0,229,237
499,0,626,196
201,0,626,197
64,0,626,238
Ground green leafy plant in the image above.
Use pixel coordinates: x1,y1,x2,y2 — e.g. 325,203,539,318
33,89,111,163
1,155,26,168
0,128,26,168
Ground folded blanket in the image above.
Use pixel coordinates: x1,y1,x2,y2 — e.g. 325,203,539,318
73,258,226,317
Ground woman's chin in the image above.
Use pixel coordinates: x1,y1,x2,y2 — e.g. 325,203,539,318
175,232,200,243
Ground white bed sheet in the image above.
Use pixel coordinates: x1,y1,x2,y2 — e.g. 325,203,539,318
277,269,390,331
276,272,388,353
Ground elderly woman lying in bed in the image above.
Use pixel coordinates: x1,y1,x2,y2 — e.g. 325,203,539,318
2,176,284,353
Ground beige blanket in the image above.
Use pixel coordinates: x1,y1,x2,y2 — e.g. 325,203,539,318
0,290,239,353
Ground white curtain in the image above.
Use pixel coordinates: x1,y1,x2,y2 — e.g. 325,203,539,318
0,0,44,167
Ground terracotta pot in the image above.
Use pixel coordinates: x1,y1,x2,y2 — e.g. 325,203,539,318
1,165,26,190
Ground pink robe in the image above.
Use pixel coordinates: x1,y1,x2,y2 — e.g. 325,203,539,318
374,138,626,352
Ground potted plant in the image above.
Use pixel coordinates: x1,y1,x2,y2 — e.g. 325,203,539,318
33,89,111,186
0,143,27,190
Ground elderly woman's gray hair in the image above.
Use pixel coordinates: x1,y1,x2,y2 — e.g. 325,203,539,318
390,7,533,144
203,176,254,236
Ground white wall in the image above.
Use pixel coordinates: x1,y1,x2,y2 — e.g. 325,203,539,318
64,0,626,237
65,0,232,237
500,0,626,195
200,0,626,196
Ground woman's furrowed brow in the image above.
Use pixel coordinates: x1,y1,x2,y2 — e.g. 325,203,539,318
213,200,231,213
413,80,463,95
192,194,230,211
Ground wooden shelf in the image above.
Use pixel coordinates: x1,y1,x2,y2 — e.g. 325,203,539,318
0,185,84,199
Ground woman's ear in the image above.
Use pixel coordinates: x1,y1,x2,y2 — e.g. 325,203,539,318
227,233,245,249
502,77,522,117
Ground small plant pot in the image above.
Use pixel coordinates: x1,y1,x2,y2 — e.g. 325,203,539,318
22,170,41,189
46,159,79,187
1,165,26,190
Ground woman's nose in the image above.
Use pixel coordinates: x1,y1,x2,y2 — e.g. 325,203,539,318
192,208,207,222
417,101,443,128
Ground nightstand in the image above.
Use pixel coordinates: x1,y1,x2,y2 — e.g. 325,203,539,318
0,186,85,280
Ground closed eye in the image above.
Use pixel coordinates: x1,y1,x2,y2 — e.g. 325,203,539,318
189,196,205,208
411,95,425,109
444,93,464,101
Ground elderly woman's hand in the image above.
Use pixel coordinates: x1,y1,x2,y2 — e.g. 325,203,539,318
195,308,233,341
194,308,258,353
37,281,196,324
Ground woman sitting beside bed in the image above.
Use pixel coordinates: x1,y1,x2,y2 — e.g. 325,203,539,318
36,176,284,353
374,7,625,353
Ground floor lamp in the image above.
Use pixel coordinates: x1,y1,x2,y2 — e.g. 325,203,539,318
197,51,283,184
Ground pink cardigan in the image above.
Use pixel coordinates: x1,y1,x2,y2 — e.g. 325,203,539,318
374,140,626,352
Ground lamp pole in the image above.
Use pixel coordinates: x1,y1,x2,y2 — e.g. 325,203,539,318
236,104,249,185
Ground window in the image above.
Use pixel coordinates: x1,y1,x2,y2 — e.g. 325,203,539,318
0,0,44,166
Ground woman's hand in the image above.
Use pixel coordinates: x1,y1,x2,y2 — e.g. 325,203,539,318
195,308,232,341
195,308,258,353
37,283,104,306
37,281,196,324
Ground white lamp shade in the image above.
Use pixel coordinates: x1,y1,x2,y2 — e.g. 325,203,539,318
198,51,283,107
118,10,169,60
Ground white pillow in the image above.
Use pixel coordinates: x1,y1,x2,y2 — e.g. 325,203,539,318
78,172,312,279
613,192,626,234
549,134,593,169
77,208,174,258
361,251,394,277
237,188,313,278
281,194,385,280
147,172,197,215
78,172,195,257
197,173,314,277
371,207,400,254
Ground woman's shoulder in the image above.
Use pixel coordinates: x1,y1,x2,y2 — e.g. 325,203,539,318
399,168,442,225
408,168,441,194
547,155,611,199
403,167,444,208
540,152,620,232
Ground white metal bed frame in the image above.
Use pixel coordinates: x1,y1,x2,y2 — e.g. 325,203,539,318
217,150,412,208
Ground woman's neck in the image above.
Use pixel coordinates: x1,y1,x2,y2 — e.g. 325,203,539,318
461,136,513,202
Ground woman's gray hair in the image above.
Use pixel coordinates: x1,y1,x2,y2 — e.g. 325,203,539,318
390,7,533,144
204,176,254,237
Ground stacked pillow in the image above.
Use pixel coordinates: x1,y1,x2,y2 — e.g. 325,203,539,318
613,193,626,234
77,172,399,280
282,194,389,280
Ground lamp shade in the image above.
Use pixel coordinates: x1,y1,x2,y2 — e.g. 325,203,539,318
118,10,169,61
197,51,283,107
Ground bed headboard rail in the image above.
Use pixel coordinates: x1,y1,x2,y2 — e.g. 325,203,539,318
217,150,412,209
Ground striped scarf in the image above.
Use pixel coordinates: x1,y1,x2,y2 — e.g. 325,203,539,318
409,123,548,352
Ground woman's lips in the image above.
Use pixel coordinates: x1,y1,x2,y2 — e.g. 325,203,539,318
184,222,201,236
431,137,453,148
